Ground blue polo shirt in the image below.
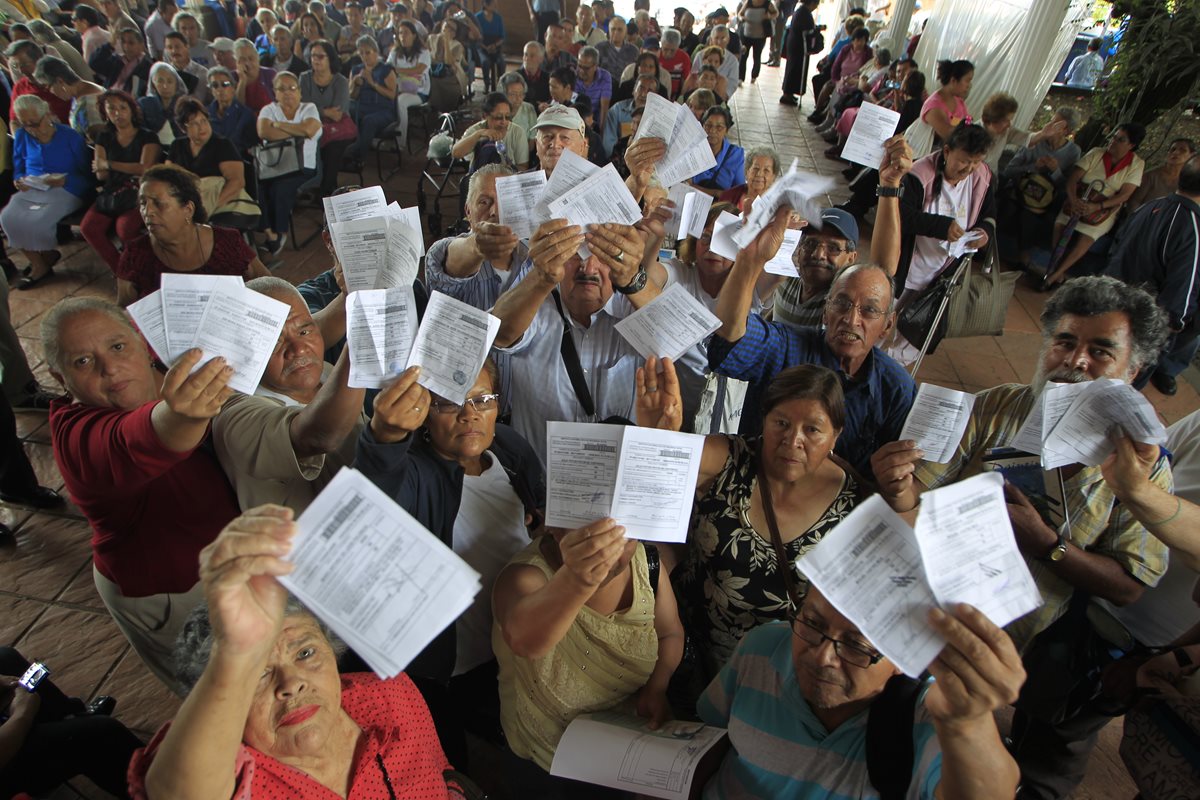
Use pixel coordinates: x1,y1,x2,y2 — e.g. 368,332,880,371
693,138,745,191
707,315,915,477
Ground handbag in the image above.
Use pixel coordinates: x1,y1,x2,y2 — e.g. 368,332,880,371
1076,178,1117,225
897,250,1019,354
692,372,749,435
1018,172,1057,214
320,115,358,144
254,137,304,181
94,176,139,216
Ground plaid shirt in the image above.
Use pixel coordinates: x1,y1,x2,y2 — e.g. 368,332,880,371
915,383,1173,652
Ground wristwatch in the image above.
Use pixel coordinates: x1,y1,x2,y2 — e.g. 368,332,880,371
876,185,904,198
1044,527,1069,562
614,265,649,295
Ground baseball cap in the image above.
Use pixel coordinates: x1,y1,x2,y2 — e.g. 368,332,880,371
210,37,236,52
818,208,859,243
642,36,660,50
530,103,586,134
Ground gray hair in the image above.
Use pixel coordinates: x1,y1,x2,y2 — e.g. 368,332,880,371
579,45,599,62
661,27,681,46
1040,276,1169,371
5,39,42,62
272,69,300,89
271,23,293,40
207,65,234,82
744,145,781,176
34,55,80,87
713,23,729,36
356,33,379,52
174,597,347,693
246,276,304,303
500,71,527,92
831,263,892,310
1055,106,1081,132
467,163,515,207
172,10,199,31
233,37,258,57
148,61,186,99
26,19,61,43
40,297,138,375
308,0,325,11
523,40,544,56
12,93,50,118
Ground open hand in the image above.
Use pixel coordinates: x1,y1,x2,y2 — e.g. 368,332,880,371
739,207,790,269
529,218,583,287
623,136,667,185
636,355,682,431
370,365,431,443
474,222,519,265
162,349,234,420
869,440,924,506
1100,432,1160,503
586,223,644,287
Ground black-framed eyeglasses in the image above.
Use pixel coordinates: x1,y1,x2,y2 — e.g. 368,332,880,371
790,610,884,668
800,238,852,256
430,392,501,415
825,296,886,321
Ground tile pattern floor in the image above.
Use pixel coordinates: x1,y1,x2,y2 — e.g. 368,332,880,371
3,62,1194,799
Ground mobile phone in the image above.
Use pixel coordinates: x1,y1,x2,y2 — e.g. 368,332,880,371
17,662,49,692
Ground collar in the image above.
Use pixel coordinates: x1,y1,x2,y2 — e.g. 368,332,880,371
254,362,335,406
1102,150,1135,177
815,331,881,396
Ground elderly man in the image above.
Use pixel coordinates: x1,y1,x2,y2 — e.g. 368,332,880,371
145,0,178,59
211,276,362,514
233,38,276,112
529,102,589,178
709,209,915,476
5,40,69,123
26,19,94,82
657,27,690,98
174,12,213,66
602,72,660,158
543,22,577,72
164,31,209,101
209,36,238,72
517,41,551,106
268,24,308,74
206,65,256,152
700,7,742,54
596,15,638,79
701,587,1024,798
692,23,740,97
574,45,611,131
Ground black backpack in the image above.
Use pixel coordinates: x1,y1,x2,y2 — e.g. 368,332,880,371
866,674,928,799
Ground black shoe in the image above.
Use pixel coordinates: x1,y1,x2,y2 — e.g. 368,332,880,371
1150,371,1179,396
86,696,117,716
0,522,12,543
779,94,798,105
266,234,288,257
11,382,63,411
807,110,824,123
0,485,64,509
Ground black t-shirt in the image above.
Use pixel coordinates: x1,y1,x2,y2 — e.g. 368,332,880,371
168,134,242,178
96,127,160,189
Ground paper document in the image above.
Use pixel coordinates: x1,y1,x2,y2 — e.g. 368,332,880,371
159,273,244,363
632,92,679,144
1041,378,1167,468
537,150,599,220
798,473,1041,677
405,291,501,405
496,170,548,239
899,383,976,463
840,103,902,169
346,287,420,389
322,185,387,223
947,230,984,259
633,92,717,187
665,184,714,241
550,712,728,800
763,228,804,277
384,202,426,255
545,163,644,231
545,422,705,543
127,290,170,362
189,283,289,395
732,161,835,248
282,467,482,679
21,173,66,191
330,216,422,293
708,211,742,261
615,282,721,361
1009,381,1088,460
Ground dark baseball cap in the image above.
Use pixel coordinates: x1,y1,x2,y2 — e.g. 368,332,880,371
818,208,859,243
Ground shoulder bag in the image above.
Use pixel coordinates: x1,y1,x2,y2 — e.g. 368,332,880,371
897,249,1019,355
253,136,304,181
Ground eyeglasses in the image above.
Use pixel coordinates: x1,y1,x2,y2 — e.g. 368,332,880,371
19,114,46,129
791,611,884,668
489,114,512,122
799,238,853,256
825,296,886,320
209,80,233,88
429,393,501,415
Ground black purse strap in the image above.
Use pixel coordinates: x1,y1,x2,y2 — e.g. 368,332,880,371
551,288,596,417
757,458,802,609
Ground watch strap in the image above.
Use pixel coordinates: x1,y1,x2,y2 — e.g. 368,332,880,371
614,265,648,295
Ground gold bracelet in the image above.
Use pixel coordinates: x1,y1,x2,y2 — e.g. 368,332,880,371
1147,496,1183,526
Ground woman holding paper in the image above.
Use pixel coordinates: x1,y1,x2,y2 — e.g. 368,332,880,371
130,506,471,799
356,361,545,770
718,145,779,214
689,106,745,197
115,165,269,305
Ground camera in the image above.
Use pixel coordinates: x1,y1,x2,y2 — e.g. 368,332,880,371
885,80,902,90
17,662,49,692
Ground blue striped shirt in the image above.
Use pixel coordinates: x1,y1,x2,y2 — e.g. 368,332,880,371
697,622,942,799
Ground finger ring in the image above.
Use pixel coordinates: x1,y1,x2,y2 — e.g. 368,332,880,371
614,249,625,263
647,385,658,392
413,406,421,412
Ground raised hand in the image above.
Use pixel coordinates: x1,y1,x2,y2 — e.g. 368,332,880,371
739,206,790,269
474,221,519,264
198,505,298,660
529,218,583,288
586,223,644,287
558,518,629,590
370,365,431,443
878,134,913,187
1100,432,1159,501
869,440,924,508
636,355,682,432
161,349,234,420
924,603,1025,726
624,136,667,186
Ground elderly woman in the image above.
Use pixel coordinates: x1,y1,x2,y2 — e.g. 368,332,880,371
685,87,718,122
491,358,685,796
256,70,322,255
81,90,160,273
173,12,212,66
501,71,537,139
127,507,468,798
390,20,431,149
115,165,268,304
430,18,468,96
719,145,779,213
451,91,529,171
1043,122,1146,289
207,65,256,153
41,296,239,691
681,49,729,100
34,54,106,142
167,99,252,226
1,95,92,290
356,361,543,769
139,62,189,142
300,40,351,197
979,92,1024,174
347,35,397,168
690,105,745,197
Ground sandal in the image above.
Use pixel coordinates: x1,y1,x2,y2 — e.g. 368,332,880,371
15,268,54,290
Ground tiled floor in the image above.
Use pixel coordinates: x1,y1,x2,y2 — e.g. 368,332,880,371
3,64,1194,799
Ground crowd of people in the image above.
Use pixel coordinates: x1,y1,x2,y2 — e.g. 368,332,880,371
2,1,1200,800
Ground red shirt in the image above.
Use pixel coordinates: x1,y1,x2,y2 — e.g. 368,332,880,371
659,50,691,99
49,399,239,597
128,673,460,799
10,77,72,125
115,226,257,301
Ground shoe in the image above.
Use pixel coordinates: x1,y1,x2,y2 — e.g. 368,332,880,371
806,110,824,123
86,696,117,716
0,485,64,509
266,234,288,257
767,59,780,67
842,165,859,179
779,94,798,105
14,269,53,290
1150,371,1178,396
10,382,63,411
821,129,838,144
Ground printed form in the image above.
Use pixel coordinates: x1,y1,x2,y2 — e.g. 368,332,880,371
346,286,420,388
899,383,976,463
189,283,290,395
406,292,501,405
159,273,244,363
840,102,902,169
615,282,721,361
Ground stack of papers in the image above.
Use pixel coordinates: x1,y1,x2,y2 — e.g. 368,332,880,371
282,467,482,679
899,383,976,464
127,274,289,395
1010,378,1167,469
763,229,804,277
731,161,835,249
632,92,718,187
545,422,705,543
798,472,1042,677
346,289,501,403
664,183,714,241
322,186,426,293
708,211,742,260
614,282,720,361
496,170,548,239
21,173,67,191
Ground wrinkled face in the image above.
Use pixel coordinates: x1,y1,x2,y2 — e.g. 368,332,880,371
703,114,727,149
52,310,158,410
237,47,261,75
523,44,542,72
425,368,498,463
216,49,237,70
152,69,177,99
273,28,293,57
633,76,655,105
694,219,732,276
183,111,212,147
821,269,893,363
711,28,729,49
486,100,512,137
548,76,573,102
165,36,190,67
792,591,897,711
559,254,614,315
1167,141,1196,166
610,18,626,43
16,108,52,141
942,145,985,183
103,97,134,128
210,74,235,103
1107,129,1134,161
358,43,379,67
745,156,777,197
761,397,841,482
242,617,346,763
797,232,856,294
1032,311,1136,393
660,40,677,57
262,294,326,397
536,125,587,173
139,179,194,236
504,79,525,107
466,173,500,227
578,56,598,83
275,76,301,108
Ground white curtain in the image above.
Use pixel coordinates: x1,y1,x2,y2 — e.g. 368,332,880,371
912,0,1094,131
877,0,917,60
